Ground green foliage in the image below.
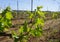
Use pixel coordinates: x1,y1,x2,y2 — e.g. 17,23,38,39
0,6,13,32
0,6,59,42
0,6,45,42
30,25,43,37
12,6,45,42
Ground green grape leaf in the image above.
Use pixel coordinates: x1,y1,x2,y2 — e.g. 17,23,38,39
19,26,24,34
12,31,19,39
0,22,4,32
6,12,13,19
4,28,9,32
29,14,33,19
0,6,12,32
37,6,43,10
23,21,28,32
27,27,31,32
27,11,34,18
0,15,2,19
33,26,43,37
35,18,44,26
30,30,36,37
37,11,45,18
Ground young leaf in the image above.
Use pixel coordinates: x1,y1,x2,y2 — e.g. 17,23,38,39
6,12,13,19
19,26,24,34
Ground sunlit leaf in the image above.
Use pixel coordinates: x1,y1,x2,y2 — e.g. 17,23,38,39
37,11,45,18
12,31,19,39
35,18,44,26
6,12,13,19
4,28,9,32
19,26,24,34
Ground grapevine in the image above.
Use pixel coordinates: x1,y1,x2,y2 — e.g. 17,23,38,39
0,6,13,32
12,6,45,42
